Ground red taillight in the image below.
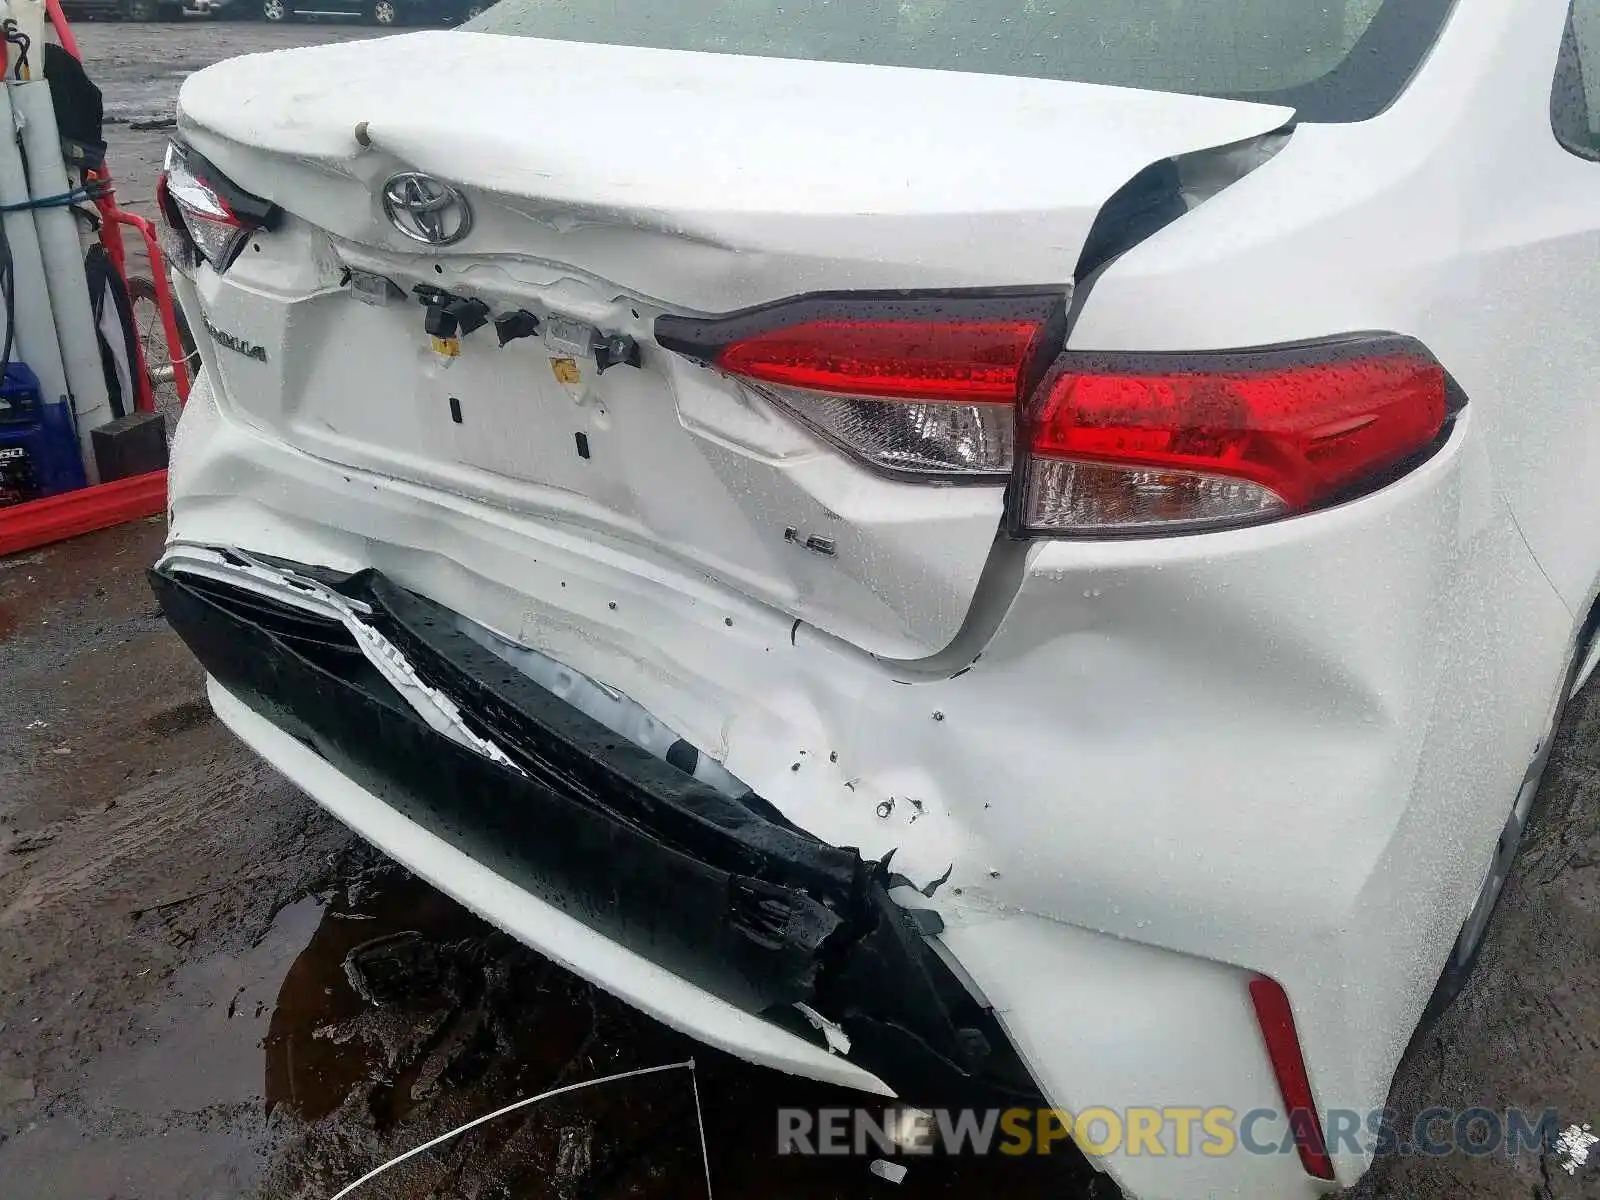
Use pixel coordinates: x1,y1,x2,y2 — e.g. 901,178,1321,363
657,294,1062,480
1249,977,1336,1182
158,141,278,274
658,296,1453,518
716,318,1042,402
1021,339,1449,534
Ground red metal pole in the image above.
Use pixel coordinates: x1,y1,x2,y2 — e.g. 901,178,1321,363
110,208,192,404
42,0,81,61
41,0,189,408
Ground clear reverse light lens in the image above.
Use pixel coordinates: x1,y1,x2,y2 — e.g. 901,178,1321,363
160,144,251,271
759,385,1014,477
1024,458,1287,533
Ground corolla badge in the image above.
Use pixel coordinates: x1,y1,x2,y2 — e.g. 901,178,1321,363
202,316,267,362
380,172,473,246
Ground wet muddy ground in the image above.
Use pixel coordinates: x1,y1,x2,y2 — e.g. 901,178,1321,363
0,522,1100,1199
1,20,1597,1200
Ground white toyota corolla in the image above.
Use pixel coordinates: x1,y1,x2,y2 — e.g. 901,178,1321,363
148,0,1600,1194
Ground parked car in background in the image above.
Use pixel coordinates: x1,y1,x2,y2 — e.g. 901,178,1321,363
59,0,182,20
183,0,486,21
149,0,1600,1196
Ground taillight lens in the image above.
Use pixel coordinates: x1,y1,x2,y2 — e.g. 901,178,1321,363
158,142,278,274
717,319,1042,402
659,295,1453,528
1021,339,1450,534
657,294,1062,480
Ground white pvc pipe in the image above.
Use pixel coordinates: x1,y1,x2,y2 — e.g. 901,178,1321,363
0,84,72,433
0,0,47,82
15,79,112,478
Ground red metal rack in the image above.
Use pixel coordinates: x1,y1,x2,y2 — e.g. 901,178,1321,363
0,0,189,556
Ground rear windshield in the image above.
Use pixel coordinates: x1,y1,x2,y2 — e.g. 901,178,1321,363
468,0,1458,122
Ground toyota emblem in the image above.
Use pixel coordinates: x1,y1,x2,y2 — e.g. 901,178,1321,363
381,172,473,246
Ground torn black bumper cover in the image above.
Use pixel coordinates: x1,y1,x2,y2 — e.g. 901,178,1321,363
150,559,1037,1108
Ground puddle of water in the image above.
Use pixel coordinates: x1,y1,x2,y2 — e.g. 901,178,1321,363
3,867,1094,1199
0,895,326,1199
259,873,701,1197
89,895,328,1115
258,874,1093,1199
263,877,474,1125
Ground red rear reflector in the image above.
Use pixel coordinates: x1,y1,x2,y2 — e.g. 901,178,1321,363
716,318,1042,402
1028,345,1447,512
1249,977,1336,1182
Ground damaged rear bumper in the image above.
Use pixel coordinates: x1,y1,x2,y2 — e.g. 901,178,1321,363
150,550,1034,1109
157,364,1578,1199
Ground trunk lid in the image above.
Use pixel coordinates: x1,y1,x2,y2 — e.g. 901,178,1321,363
176,32,1292,659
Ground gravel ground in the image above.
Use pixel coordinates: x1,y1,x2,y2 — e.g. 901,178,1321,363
0,19,1596,1200
77,21,384,224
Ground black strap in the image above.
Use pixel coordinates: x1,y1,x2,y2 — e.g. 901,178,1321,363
83,244,137,421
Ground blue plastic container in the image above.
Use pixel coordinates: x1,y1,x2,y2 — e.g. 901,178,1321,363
0,362,87,506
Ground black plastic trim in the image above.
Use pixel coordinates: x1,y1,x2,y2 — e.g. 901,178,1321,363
150,561,1041,1110
1033,331,1451,380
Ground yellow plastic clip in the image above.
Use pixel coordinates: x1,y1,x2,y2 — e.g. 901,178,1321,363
550,357,581,385
431,335,461,358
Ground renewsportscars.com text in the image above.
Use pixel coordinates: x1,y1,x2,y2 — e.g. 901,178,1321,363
777,1105,1562,1160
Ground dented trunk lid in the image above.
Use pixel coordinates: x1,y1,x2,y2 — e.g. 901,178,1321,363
175,32,1292,659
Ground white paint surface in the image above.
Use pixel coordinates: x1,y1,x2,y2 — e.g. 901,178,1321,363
158,2,1600,1196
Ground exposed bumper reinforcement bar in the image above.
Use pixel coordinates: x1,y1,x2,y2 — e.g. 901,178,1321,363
150,551,1037,1108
